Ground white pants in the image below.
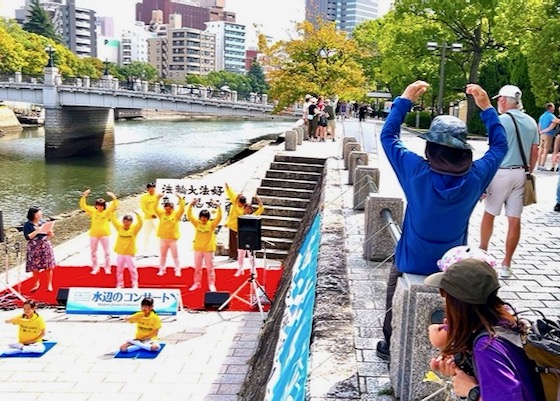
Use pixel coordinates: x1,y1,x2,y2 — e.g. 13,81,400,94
159,239,179,270
193,251,215,286
124,339,160,353
142,218,157,254
237,249,253,269
116,255,138,288
3,342,46,355
90,236,111,271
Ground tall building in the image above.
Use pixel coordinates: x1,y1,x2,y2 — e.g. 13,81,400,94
135,0,235,30
147,14,216,80
59,0,97,57
306,0,378,33
120,22,155,66
205,21,246,74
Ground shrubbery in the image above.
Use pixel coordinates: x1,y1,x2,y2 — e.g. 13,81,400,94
404,111,432,129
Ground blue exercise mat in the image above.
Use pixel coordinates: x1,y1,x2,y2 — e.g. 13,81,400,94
114,343,166,359
0,341,57,358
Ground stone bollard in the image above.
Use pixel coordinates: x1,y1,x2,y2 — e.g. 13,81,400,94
231,90,237,102
285,130,297,151
363,195,403,261
390,275,445,400
15,71,22,83
343,142,361,170
113,78,119,90
348,151,368,185
294,127,304,145
171,84,178,96
353,167,379,210
82,76,90,88
262,94,268,105
342,137,357,152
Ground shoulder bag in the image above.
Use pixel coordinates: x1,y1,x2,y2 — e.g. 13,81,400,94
506,112,537,206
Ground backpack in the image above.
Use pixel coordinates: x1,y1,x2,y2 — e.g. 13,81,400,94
523,313,560,401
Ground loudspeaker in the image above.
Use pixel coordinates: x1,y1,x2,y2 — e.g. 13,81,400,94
238,216,261,250
56,288,69,307
204,291,230,309
0,210,4,243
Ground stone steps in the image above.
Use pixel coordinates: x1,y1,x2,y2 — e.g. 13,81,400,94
261,215,301,229
258,196,309,209
258,186,314,200
263,205,306,218
266,170,321,182
270,161,324,173
261,178,317,191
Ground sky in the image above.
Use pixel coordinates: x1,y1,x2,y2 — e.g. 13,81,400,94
0,0,393,44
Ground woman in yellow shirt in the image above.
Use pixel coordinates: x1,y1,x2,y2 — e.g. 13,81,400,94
225,183,247,260
111,212,143,288
235,196,264,277
119,297,162,353
79,189,118,275
139,183,158,255
186,199,222,291
155,193,185,277
3,300,46,355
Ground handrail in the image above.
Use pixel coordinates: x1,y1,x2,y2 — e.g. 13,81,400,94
380,208,401,246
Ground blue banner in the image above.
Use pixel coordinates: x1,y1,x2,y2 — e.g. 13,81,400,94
265,213,321,400
65,287,181,316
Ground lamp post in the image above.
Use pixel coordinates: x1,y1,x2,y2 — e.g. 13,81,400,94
103,59,110,76
45,45,55,68
427,41,463,115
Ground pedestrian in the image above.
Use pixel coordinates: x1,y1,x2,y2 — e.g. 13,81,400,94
302,94,312,138
224,183,247,260
308,97,320,140
358,103,368,122
139,183,158,256
426,259,544,401
186,199,222,292
324,98,337,141
235,196,264,277
536,102,556,171
3,300,46,356
479,85,539,279
111,212,143,288
376,81,508,361
155,193,185,277
549,105,560,172
23,207,56,292
79,189,118,275
119,297,162,353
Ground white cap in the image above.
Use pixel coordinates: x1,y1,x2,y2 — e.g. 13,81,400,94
305,94,312,100
492,85,522,100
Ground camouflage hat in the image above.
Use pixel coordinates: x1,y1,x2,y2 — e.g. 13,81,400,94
420,115,473,150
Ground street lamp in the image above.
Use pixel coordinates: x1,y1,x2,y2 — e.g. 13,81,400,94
427,41,463,115
45,45,55,68
103,59,110,76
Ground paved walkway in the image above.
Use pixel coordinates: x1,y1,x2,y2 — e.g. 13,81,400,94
1,117,560,400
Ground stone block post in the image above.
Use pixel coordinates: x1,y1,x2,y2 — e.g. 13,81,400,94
363,195,403,261
142,81,148,92
296,126,304,145
171,84,178,96
82,76,90,88
262,94,268,105
285,130,297,151
353,167,379,210
342,137,357,151
231,90,237,102
201,87,208,99
112,78,119,90
348,151,368,185
343,142,361,170
390,274,445,400
15,71,22,84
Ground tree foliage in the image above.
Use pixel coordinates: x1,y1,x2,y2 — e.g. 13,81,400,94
259,20,366,110
247,61,269,95
22,0,61,43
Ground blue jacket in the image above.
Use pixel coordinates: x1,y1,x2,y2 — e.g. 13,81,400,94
381,97,508,275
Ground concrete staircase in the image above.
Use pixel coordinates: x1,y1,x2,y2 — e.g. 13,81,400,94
256,155,326,261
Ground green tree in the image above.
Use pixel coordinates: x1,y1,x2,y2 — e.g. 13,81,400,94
0,27,26,73
118,61,158,82
22,0,61,43
247,61,269,94
260,20,366,111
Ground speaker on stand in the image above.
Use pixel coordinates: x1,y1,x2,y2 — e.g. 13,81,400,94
237,216,262,251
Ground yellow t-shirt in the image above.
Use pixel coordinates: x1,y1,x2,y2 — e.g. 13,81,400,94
140,192,158,220
155,197,185,240
187,205,222,252
225,186,245,232
129,311,161,340
79,196,119,237
10,313,45,344
111,216,143,256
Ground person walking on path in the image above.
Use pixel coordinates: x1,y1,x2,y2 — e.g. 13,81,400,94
479,85,539,279
225,183,247,260
536,102,556,171
235,196,264,277
376,81,508,361
139,183,158,256
324,98,337,141
80,189,118,275
23,207,56,292
111,212,143,288
3,300,46,356
186,199,222,292
155,193,185,277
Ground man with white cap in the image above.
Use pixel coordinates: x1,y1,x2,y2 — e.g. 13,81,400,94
479,85,539,279
376,81,508,361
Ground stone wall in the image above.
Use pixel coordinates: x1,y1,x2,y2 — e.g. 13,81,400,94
0,105,22,130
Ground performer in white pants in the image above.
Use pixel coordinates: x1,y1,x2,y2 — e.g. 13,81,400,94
3,300,46,356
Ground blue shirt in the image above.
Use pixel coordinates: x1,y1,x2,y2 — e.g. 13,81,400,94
538,110,555,135
499,110,539,168
380,97,508,275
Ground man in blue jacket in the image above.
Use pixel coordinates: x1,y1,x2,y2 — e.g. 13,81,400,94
376,81,508,361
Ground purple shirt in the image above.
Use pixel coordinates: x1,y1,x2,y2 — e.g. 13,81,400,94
474,334,543,400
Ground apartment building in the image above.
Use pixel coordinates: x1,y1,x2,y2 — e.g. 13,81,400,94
205,21,245,73
306,0,379,33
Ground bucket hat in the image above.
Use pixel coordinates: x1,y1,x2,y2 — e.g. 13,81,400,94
420,115,473,150
437,245,497,272
425,259,500,305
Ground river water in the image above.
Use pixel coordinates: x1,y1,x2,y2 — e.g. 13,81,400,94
0,118,296,226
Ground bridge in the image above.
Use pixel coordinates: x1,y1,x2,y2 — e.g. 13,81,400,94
0,68,282,158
